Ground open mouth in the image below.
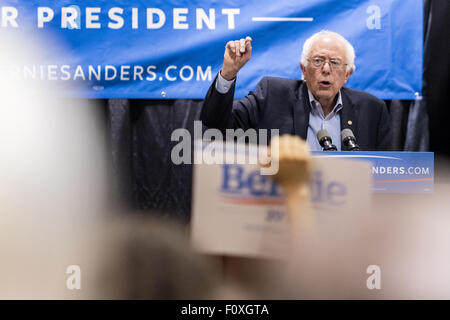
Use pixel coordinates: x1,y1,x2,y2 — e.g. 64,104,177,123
319,81,332,88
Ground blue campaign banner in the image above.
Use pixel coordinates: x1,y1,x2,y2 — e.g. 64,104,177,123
1,0,423,99
313,152,434,193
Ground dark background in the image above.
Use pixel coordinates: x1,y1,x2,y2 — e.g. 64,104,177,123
102,0,449,223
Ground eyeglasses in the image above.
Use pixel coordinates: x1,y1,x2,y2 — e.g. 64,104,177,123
308,57,347,70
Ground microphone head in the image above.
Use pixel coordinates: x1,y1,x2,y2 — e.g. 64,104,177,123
341,128,355,141
317,129,331,143
341,128,360,151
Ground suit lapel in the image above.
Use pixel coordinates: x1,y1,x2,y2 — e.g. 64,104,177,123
293,82,311,139
340,88,359,137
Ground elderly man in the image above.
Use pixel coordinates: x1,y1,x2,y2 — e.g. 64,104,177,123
200,30,392,151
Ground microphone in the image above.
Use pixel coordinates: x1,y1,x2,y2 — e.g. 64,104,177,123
317,129,337,151
341,128,360,151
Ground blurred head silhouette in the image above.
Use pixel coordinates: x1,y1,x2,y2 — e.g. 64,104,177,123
0,31,109,299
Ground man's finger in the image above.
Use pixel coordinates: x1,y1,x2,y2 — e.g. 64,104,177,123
234,40,241,56
245,36,252,49
227,41,236,54
244,37,252,55
239,38,246,53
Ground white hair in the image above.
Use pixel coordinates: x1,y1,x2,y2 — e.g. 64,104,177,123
301,30,356,73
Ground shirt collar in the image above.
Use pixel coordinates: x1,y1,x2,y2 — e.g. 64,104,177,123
307,89,343,118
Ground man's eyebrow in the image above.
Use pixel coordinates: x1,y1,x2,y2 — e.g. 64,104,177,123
312,55,342,60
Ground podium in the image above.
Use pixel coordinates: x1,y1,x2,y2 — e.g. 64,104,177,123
312,151,434,193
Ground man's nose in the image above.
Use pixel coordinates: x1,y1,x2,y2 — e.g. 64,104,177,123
322,61,331,73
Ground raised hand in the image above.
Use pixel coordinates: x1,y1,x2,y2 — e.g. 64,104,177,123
220,36,252,81
264,135,314,242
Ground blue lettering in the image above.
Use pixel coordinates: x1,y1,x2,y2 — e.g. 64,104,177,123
221,165,346,207
327,182,346,205
247,171,268,196
221,164,244,193
266,209,284,221
310,171,323,203
221,164,281,197
268,176,280,197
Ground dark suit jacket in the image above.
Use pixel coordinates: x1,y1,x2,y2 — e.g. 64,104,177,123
201,75,392,151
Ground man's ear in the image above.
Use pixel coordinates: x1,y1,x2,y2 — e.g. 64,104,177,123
300,62,306,74
345,69,353,82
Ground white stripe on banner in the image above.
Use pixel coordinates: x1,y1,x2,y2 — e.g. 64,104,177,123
251,17,314,22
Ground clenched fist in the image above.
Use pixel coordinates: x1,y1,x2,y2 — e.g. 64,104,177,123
220,36,252,81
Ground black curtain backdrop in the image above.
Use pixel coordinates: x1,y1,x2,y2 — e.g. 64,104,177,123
106,0,450,222
422,0,450,154
107,99,204,223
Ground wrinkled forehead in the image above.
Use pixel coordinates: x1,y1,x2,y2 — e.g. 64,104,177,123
309,35,347,59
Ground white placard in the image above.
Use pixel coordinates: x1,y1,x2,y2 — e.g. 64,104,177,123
191,141,372,259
